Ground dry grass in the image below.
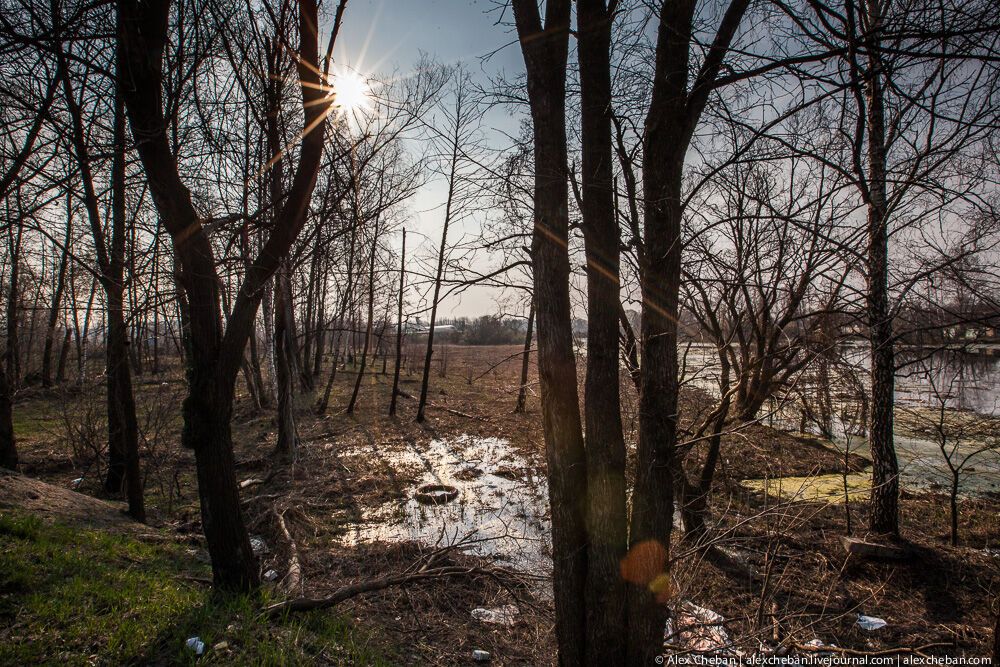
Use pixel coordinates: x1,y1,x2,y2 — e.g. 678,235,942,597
9,343,1000,661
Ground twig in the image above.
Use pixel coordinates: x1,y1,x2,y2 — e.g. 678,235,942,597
263,565,484,617
790,642,951,657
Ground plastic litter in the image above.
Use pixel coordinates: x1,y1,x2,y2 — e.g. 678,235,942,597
803,638,838,652
71,477,83,489
667,601,732,654
249,536,268,556
856,614,887,631
263,569,279,582
472,649,491,662
470,605,518,625
185,637,205,656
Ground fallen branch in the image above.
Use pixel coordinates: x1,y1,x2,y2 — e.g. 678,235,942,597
274,509,302,595
264,565,484,617
392,388,488,422
791,642,951,658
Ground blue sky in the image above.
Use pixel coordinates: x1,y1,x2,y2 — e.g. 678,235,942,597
332,0,528,319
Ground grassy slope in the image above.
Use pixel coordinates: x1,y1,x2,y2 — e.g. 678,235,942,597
0,512,390,666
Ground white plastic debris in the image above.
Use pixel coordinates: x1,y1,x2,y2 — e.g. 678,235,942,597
472,649,491,662
471,605,518,625
674,601,732,653
249,535,268,556
263,569,279,582
803,638,838,652
71,477,83,489
185,637,205,656
856,614,887,631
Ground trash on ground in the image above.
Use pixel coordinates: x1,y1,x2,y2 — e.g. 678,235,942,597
185,637,205,655
414,483,459,505
802,638,838,652
856,614,887,631
664,601,733,654
263,569,279,581
249,536,268,556
472,649,491,662
471,605,518,625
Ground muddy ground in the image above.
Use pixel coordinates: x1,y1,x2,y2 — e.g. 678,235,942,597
10,344,1000,663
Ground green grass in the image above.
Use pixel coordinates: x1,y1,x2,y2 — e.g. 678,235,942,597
0,512,391,666
11,397,60,440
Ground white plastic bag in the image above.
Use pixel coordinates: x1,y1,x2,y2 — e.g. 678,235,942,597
856,614,887,631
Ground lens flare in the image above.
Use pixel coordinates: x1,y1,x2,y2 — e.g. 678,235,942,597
332,70,371,113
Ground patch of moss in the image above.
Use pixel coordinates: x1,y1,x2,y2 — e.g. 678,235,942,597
0,512,391,665
742,473,872,503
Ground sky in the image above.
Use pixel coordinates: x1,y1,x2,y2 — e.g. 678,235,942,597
332,0,528,319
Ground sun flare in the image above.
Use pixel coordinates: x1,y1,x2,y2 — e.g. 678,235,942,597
332,70,371,113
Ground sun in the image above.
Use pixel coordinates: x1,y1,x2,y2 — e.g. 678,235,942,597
332,70,371,113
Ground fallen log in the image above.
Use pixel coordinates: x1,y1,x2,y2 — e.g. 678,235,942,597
841,536,913,561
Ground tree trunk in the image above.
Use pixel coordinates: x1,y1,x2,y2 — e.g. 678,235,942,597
348,228,378,414
117,0,340,588
55,328,72,384
512,3,588,664
274,263,298,459
417,107,461,423
514,301,534,414
950,473,959,546
53,18,144,519
0,360,16,470
863,5,899,535
389,229,406,416
42,195,72,388
627,1,750,659
578,2,627,662
5,220,23,390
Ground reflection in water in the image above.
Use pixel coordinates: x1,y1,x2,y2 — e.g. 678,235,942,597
683,343,1000,496
895,347,1000,415
338,435,552,577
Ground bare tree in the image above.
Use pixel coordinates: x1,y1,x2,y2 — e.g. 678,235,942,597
116,0,345,589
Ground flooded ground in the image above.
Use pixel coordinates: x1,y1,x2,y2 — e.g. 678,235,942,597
337,434,553,578
681,343,1000,497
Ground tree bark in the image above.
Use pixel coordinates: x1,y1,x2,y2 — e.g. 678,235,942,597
862,0,899,536
577,2,627,663
512,2,588,664
274,262,298,459
5,219,23,390
0,360,16,470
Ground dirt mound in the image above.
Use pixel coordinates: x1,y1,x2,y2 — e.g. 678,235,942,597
0,468,135,529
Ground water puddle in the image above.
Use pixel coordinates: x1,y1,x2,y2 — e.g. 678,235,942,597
338,434,552,577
